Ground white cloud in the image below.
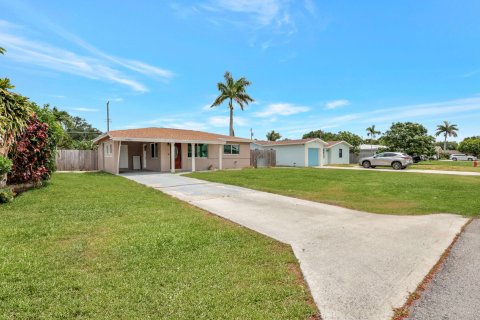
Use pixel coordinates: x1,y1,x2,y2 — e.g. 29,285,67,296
208,116,247,127
210,0,282,26
255,103,310,117
325,99,350,110
70,107,99,112
0,20,174,92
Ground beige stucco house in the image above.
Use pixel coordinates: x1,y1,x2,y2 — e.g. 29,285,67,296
93,128,251,174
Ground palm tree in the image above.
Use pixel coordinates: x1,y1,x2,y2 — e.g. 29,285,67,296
211,71,254,136
0,47,5,55
435,121,459,151
266,130,281,141
366,125,381,141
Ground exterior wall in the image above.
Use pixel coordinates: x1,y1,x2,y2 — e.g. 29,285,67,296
182,142,250,171
326,143,350,164
160,143,171,172
145,142,161,171
271,145,307,167
99,140,120,174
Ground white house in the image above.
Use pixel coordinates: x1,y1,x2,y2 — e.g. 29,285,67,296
252,139,352,166
251,138,326,167
324,141,353,165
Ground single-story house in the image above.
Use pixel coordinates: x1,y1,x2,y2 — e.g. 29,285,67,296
93,128,251,174
324,141,353,165
251,138,326,167
251,138,351,166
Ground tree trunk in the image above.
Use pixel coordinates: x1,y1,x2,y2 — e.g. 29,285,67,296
444,134,447,151
229,99,234,136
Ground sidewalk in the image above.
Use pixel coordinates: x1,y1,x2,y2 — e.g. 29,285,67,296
318,166,480,176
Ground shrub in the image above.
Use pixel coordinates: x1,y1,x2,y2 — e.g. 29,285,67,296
0,155,12,175
7,114,50,184
0,187,14,203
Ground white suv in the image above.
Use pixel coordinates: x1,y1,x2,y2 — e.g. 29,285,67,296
450,154,477,161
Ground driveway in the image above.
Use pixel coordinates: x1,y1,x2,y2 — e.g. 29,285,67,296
408,219,480,320
122,172,467,320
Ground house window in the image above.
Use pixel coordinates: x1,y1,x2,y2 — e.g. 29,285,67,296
104,143,113,157
339,148,343,158
224,144,240,155
188,144,208,158
151,143,158,158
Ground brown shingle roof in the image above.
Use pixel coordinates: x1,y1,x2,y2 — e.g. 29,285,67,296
253,138,322,146
94,127,251,144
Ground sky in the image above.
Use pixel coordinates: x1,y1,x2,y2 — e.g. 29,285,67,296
1,0,479,141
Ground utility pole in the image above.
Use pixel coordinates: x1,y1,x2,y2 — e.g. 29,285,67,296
250,128,254,140
106,100,110,132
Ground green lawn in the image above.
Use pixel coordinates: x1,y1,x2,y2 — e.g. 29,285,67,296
188,168,480,216
0,173,317,319
411,160,480,172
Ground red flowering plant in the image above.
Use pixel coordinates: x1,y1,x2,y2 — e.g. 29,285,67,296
7,114,51,184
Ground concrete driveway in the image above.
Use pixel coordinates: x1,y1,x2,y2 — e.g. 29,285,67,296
122,172,467,320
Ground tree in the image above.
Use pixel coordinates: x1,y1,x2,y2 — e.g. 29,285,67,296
435,121,459,151
336,131,363,153
302,130,338,141
434,141,458,151
0,83,33,155
211,71,254,136
382,122,435,155
0,47,5,55
366,125,381,141
266,130,281,141
458,136,480,157
303,130,363,153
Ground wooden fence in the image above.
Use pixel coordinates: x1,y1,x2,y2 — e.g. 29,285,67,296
56,150,98,171
250,149,276,168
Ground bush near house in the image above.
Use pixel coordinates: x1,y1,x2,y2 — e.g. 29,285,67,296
7,115,51,184
0,188,14,203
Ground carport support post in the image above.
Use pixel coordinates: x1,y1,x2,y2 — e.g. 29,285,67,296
170,142,175,173
116,141,122,175
218,145,223,170
191,143,196,172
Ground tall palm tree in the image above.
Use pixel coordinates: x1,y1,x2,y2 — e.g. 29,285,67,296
211,71,254,136
435,121,459,151
366,125,381,141
0,47,5,55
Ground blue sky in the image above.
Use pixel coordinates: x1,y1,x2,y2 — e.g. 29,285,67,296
1,0,480,141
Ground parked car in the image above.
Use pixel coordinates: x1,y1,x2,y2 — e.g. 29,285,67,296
450,154,477,161
411,155,422,163
359,152,414,170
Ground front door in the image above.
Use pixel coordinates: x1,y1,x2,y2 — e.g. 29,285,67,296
174,143,182,169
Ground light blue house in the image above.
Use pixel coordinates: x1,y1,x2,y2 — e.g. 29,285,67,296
251,139,352,167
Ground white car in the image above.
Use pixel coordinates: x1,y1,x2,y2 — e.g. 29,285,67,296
450,154,477,161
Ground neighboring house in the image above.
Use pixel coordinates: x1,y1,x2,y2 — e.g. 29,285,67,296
251,139,352,166
324,141,352,165
251,138,327,167
93,128,251,174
